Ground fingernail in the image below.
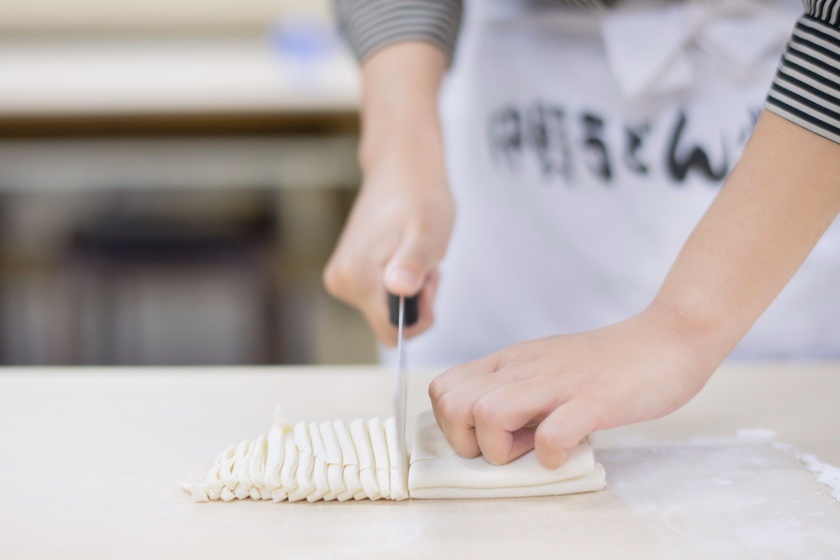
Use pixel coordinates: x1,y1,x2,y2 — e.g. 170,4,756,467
386,267,418,291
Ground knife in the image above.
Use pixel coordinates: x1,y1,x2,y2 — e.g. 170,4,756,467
388,292,419,482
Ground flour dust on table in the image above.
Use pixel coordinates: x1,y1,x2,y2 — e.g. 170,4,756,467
181,409,606,502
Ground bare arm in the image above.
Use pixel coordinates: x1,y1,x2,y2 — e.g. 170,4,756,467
357,42,447,170
324,42,454,345
654,111,840,366
430,111,840,468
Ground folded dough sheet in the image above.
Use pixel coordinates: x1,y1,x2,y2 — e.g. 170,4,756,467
183,409,606,502
408,411,606,499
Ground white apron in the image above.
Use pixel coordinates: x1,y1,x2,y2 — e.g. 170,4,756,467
399,0,840,366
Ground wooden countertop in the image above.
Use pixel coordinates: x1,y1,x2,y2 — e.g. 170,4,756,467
1,364,838,558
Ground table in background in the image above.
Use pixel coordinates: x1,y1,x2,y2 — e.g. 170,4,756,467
0,34,362,191
0,34,366,365
1,363,838,559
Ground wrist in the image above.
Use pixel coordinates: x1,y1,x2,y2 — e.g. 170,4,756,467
357,41,446,172
359,109,444,173
643,298,737,372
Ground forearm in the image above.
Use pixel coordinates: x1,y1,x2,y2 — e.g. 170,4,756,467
652,111,840,363
324,45,454,344
358,42,448,171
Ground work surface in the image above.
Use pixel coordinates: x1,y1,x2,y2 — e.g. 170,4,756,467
1,364,839,559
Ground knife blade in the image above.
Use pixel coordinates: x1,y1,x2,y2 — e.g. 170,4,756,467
388,292,419,484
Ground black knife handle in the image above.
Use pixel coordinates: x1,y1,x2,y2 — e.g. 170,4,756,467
388,292,419,327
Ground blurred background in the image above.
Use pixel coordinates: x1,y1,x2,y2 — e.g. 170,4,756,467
0,0,377,365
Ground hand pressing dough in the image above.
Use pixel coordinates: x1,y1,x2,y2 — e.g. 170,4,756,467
408,411,606,499
181,409,605,502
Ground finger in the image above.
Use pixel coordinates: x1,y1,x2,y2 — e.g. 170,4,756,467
428,353,502,408
323,234,387,313
534,399,603,469
369,268,439,347
472,377,560,465
384,231,435,296
429,355,497,434
326,267,396,347
432,371,518,459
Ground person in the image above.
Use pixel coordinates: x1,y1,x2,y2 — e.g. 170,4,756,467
325,0,840,469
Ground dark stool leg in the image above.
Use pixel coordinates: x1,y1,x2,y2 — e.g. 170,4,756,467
260,252,281,364
95,263,119,365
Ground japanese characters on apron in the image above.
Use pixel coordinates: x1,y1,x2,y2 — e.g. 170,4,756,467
403,0,840,366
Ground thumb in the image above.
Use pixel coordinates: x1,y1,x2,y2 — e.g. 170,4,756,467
534,399,602,469
384,234,434,296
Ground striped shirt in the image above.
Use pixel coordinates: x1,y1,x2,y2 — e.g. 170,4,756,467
334,0,840,146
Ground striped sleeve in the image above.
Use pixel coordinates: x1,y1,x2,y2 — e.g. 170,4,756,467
765,0,840,144
333,0,463,62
